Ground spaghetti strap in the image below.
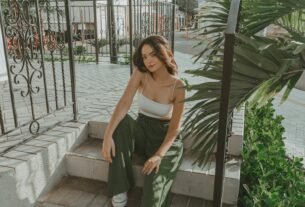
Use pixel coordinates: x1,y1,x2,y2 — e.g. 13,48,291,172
170,79,178,100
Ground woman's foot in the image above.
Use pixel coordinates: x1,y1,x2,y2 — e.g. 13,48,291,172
111,192,127,207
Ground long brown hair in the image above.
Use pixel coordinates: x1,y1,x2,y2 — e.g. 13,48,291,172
133,35,178,75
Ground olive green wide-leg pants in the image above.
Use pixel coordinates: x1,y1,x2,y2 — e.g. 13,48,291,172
108,113,183,207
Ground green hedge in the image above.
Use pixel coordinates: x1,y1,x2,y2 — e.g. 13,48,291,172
239,100,305,207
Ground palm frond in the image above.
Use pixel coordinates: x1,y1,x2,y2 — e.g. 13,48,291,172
185,0,305,166
276,10,305,42
194,1,229,65
183,33,305,166
242,0,305,36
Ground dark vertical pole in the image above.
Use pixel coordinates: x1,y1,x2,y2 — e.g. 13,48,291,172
107,0,112,62
35,0,49,113
171,0,175,53
155,0,159,34
148,0,151,34
139,0,142,39
0,3,18,128
0,106,4,135
151,0,154,34
161,2,164,36
100,6,105,56
129,0,133,75
108,0,117,63
134,0,137,39
0,2,7,134
213,33,235,207
55,0,67,107
93,0,99,63
144,0,146,37
65,0,78,121
45,0,59,110
213,1,241,206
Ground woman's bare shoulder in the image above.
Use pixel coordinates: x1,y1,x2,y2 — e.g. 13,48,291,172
174,78,185,88
132,67,143,75
171,78,185,101
132,67,145,80
132,67,147,88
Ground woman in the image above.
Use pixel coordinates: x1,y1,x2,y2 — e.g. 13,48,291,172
101,35,185,207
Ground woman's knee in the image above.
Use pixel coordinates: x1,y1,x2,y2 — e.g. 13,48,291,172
113,114,135,140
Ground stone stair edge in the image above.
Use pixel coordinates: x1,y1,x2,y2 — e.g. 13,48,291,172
65,140,241,179
65,151,240,204
0,120,90,207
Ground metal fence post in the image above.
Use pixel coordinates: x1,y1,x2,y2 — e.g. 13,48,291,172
155,0,159,34
171,0,176,52
129,0,133,75
64,0,78,121
93,0,99,63
213,0,241,206
35,0,49,113
107,0,118,63
0,2,18,128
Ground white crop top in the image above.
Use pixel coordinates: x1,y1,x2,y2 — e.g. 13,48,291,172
138,74,177,119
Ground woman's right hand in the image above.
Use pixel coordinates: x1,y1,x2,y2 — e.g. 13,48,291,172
101,137,116,163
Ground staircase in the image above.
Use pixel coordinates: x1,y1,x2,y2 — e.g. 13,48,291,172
35,108,244,207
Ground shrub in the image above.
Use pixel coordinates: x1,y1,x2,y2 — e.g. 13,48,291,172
239,100,305,207
73,45,86,55
118,54,130,65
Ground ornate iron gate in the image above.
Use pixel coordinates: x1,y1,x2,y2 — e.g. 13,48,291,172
131,0,175,48
40,0,176,64
0,0,77,142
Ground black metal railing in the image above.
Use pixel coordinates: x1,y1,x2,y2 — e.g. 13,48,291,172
213,0,242,206
0,0,77,141
129,0,176,72
32,0,177,64
131,0,175,48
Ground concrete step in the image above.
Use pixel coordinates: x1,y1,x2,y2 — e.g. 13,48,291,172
65,138,240,205
36,176,232,207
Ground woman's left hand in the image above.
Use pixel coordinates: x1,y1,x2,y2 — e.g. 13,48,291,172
142,155,162,175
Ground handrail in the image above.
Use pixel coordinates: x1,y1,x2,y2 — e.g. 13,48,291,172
65,0,78,121
213,0,241,206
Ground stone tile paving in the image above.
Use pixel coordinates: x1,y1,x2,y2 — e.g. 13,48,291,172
273,89,305,166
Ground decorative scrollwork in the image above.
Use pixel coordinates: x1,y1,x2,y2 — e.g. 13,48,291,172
29,119,40,135
2,0,44,133
3,0,20,25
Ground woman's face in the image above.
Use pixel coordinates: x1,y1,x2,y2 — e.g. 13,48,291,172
141,44,165,73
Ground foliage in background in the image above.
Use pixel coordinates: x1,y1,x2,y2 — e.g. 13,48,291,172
87,38,129,53
240,100,305,207
87,38,108,52
176,0,199,15
118,54,130,65
73,45,86,56
182,0,305,166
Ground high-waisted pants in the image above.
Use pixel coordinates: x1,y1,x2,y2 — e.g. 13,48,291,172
107,113,183,207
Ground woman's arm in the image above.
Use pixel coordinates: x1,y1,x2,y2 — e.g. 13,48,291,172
155,79,185,156
143,79,186,175
102,68,143,163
